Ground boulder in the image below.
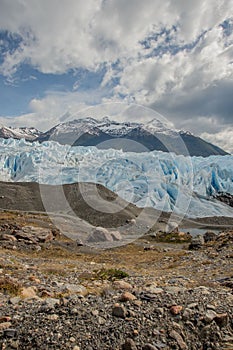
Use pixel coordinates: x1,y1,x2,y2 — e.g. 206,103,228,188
204,231,217,243
87,227,122,243
189,235,205,250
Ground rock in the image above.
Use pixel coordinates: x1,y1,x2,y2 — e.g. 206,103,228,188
194,286,210,295
63,284,87,296
145,283,164,294
9,297,21,305
169,330,187,350
182,308,193,321
43,298,60,308
133,300,142,307
204,231,217,242
170,305,183,315
146,287,163,294
126,218,136,225
87,227,122,243
113,280,133,290
112,303,127,318
14,231,37,243
0,234,17,242
122,338,137,350
0,316,11,322
200,324,221,342
22,226,54,243
21,286,38,298
87,227,114,243
165,286,185,294
47,314,59,320
189,235,205,250
214,313,228,327
98,316,106,325
166,221,179,233
3,328,17,338
111,230,122,241
187,303,198,309
91,310,99,316
29,275,41,284
119,292,137,302
0,322,12,331
142,344,158,350
205,310,217,323
73,347,80,350
76,238,84,246
40,290,54,298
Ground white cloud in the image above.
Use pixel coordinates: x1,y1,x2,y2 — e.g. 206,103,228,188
110,25,233,105
0,89,106,131
0,0,232,76
0,0,232,151
201,127,233,154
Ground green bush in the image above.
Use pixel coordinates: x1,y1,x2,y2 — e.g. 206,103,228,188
94,268,129,281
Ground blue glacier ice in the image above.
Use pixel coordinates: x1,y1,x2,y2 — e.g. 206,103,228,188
0,138,232,218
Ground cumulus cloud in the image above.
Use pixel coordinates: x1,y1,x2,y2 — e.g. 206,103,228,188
0,0,232,149
0,0,232,76
0,89,106,131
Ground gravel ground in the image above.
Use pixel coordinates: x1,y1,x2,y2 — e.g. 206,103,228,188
0,218,233,349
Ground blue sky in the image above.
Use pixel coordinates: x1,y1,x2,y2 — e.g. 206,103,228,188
0,0,232,152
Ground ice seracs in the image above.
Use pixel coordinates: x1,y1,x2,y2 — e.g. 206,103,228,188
0,138,232,218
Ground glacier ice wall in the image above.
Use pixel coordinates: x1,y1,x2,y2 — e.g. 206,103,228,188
0,138,232,218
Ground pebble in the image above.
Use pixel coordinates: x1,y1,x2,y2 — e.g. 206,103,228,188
119,292,137,302
113,280,133,290
122,338,138,350
3,328,17,338
47,314,59,321
21,286,38,298
9,297,21,305
0,322,12,331
170,305,183,315
170,330,188,350
112,303,127,318
142,344,158,350
205,310,217,323
214,313,228,327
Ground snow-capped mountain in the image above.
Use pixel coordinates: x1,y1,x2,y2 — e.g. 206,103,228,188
0,125,42,141
0,138,232,218
0,117,228,156
36,117,228,157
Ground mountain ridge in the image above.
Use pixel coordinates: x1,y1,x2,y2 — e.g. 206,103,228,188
0,117,228,157
36,117,228,157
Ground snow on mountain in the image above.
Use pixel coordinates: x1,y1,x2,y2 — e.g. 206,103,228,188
41,116,179,138
0,138,232,218
0,117,228,156
35,117,228,156
0,125,41,141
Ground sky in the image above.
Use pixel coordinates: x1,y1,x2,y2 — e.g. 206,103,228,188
0,0,232,152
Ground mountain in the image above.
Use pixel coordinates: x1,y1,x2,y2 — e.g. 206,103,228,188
36,117,228,157
0,117,228,156
0,125,42,141
0,138,232,218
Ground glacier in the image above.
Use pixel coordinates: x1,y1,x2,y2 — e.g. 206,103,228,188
0,138,232,218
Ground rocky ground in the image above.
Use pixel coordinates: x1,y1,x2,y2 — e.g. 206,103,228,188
0,211,233,350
